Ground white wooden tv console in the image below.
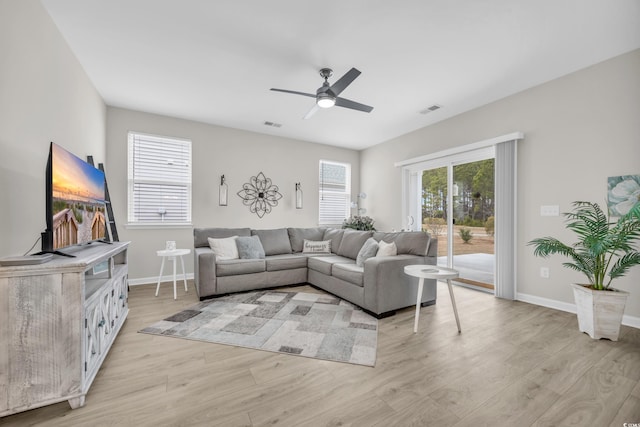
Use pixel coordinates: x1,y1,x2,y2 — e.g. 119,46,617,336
0,241,129,416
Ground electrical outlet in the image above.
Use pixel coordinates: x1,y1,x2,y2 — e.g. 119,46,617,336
540,267,550,279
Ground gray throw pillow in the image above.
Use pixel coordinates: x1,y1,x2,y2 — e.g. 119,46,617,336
356,237,379,267
236,235,266,259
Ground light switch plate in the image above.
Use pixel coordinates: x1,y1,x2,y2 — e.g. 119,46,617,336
540,205,560,216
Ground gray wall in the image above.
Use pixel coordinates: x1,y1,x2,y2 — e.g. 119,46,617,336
361,49,640,320
0,0,106,257
106,107,360,281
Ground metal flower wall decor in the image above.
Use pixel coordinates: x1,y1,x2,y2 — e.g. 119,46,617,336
237,172,283,218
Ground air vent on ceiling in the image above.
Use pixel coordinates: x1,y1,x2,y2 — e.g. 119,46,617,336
263,121,282,128
419,104,442,115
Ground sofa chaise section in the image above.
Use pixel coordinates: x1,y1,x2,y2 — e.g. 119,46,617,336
306,230,438,316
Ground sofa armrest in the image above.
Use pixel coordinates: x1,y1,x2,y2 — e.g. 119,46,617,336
194,247,217,298
363,254,437,314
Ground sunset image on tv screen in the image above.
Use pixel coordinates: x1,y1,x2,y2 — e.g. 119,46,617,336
51,143,106,249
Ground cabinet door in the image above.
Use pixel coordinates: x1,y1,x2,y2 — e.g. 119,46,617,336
85,286,113,380
84,299,102,379
113,274,128,322
99,289,113,348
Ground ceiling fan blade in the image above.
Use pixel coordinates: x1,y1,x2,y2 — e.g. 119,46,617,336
270,88,316,99
335,97,373,113
328,68,361,97
303,104,320,120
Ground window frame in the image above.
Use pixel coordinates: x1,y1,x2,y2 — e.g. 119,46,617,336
126,131,192,228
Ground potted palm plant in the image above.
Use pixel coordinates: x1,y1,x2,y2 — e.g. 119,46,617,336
528,200,640,341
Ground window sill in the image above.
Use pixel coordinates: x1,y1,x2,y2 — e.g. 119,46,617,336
125,223,193,230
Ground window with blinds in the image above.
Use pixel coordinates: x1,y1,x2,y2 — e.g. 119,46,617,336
319,160,351,226
127,132,192,225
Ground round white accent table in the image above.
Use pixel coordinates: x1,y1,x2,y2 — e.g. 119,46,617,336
403,265,461,334
155,248,190,299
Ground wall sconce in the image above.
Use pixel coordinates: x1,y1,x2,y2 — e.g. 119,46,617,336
295,182,303,209
351,192,367,215
219,175,228,206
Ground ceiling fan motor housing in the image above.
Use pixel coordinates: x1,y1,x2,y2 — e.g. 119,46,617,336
317,71,335,107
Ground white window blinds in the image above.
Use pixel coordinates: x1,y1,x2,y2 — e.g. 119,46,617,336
127,132,192,225
319,160,351,226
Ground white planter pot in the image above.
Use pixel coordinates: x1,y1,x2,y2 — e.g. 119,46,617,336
570,283,629,341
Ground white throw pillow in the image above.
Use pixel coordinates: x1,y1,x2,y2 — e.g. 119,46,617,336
207,236,239,260
376,240,398,257
302,239,331,254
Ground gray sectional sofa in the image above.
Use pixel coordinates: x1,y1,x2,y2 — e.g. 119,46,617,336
193,227,438,317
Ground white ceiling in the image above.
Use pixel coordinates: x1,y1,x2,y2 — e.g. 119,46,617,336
41,0,640,150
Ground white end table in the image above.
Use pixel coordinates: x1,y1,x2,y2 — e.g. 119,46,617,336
404,265,461,334
156,248,190,299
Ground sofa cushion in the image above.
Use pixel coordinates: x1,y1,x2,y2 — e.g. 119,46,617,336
307,255,354,276
356,238,379,267
251,228,292,256
332,263,364,287
323,228,344,254
236,235,266,259
337,230,374,259
208,236,239,260
302,239,331,254
265,254,308,272
216,259,266,277
373,231,430,256
376,240,398,257
287,227,325,252
194,227,251,248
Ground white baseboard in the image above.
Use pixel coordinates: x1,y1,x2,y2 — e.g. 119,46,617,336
517,292,640,329
128,273,194,287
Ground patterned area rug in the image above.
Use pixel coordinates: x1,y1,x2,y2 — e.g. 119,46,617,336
139,290,378,366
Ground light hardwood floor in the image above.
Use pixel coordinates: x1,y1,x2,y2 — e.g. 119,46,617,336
2,281,639,427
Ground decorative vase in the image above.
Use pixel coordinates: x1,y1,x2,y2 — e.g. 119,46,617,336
219,175,228,206
295,182,303,209
570,283,629,341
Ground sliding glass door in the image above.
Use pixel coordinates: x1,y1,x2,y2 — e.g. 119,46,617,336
451,159,495,290
418,149,495,292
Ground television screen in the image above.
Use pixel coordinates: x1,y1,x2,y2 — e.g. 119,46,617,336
48,142,107,251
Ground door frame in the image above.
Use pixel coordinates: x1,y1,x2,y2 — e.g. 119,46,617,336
396,132,523,299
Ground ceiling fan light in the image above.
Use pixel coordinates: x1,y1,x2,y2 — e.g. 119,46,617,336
317,94,336,109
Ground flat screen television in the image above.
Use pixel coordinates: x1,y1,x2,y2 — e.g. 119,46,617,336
40,142,108,255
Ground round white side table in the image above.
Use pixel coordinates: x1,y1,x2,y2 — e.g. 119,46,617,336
404,265,461,334
155,248,190,300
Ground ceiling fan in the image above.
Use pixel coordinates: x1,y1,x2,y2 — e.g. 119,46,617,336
270,67,374,119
